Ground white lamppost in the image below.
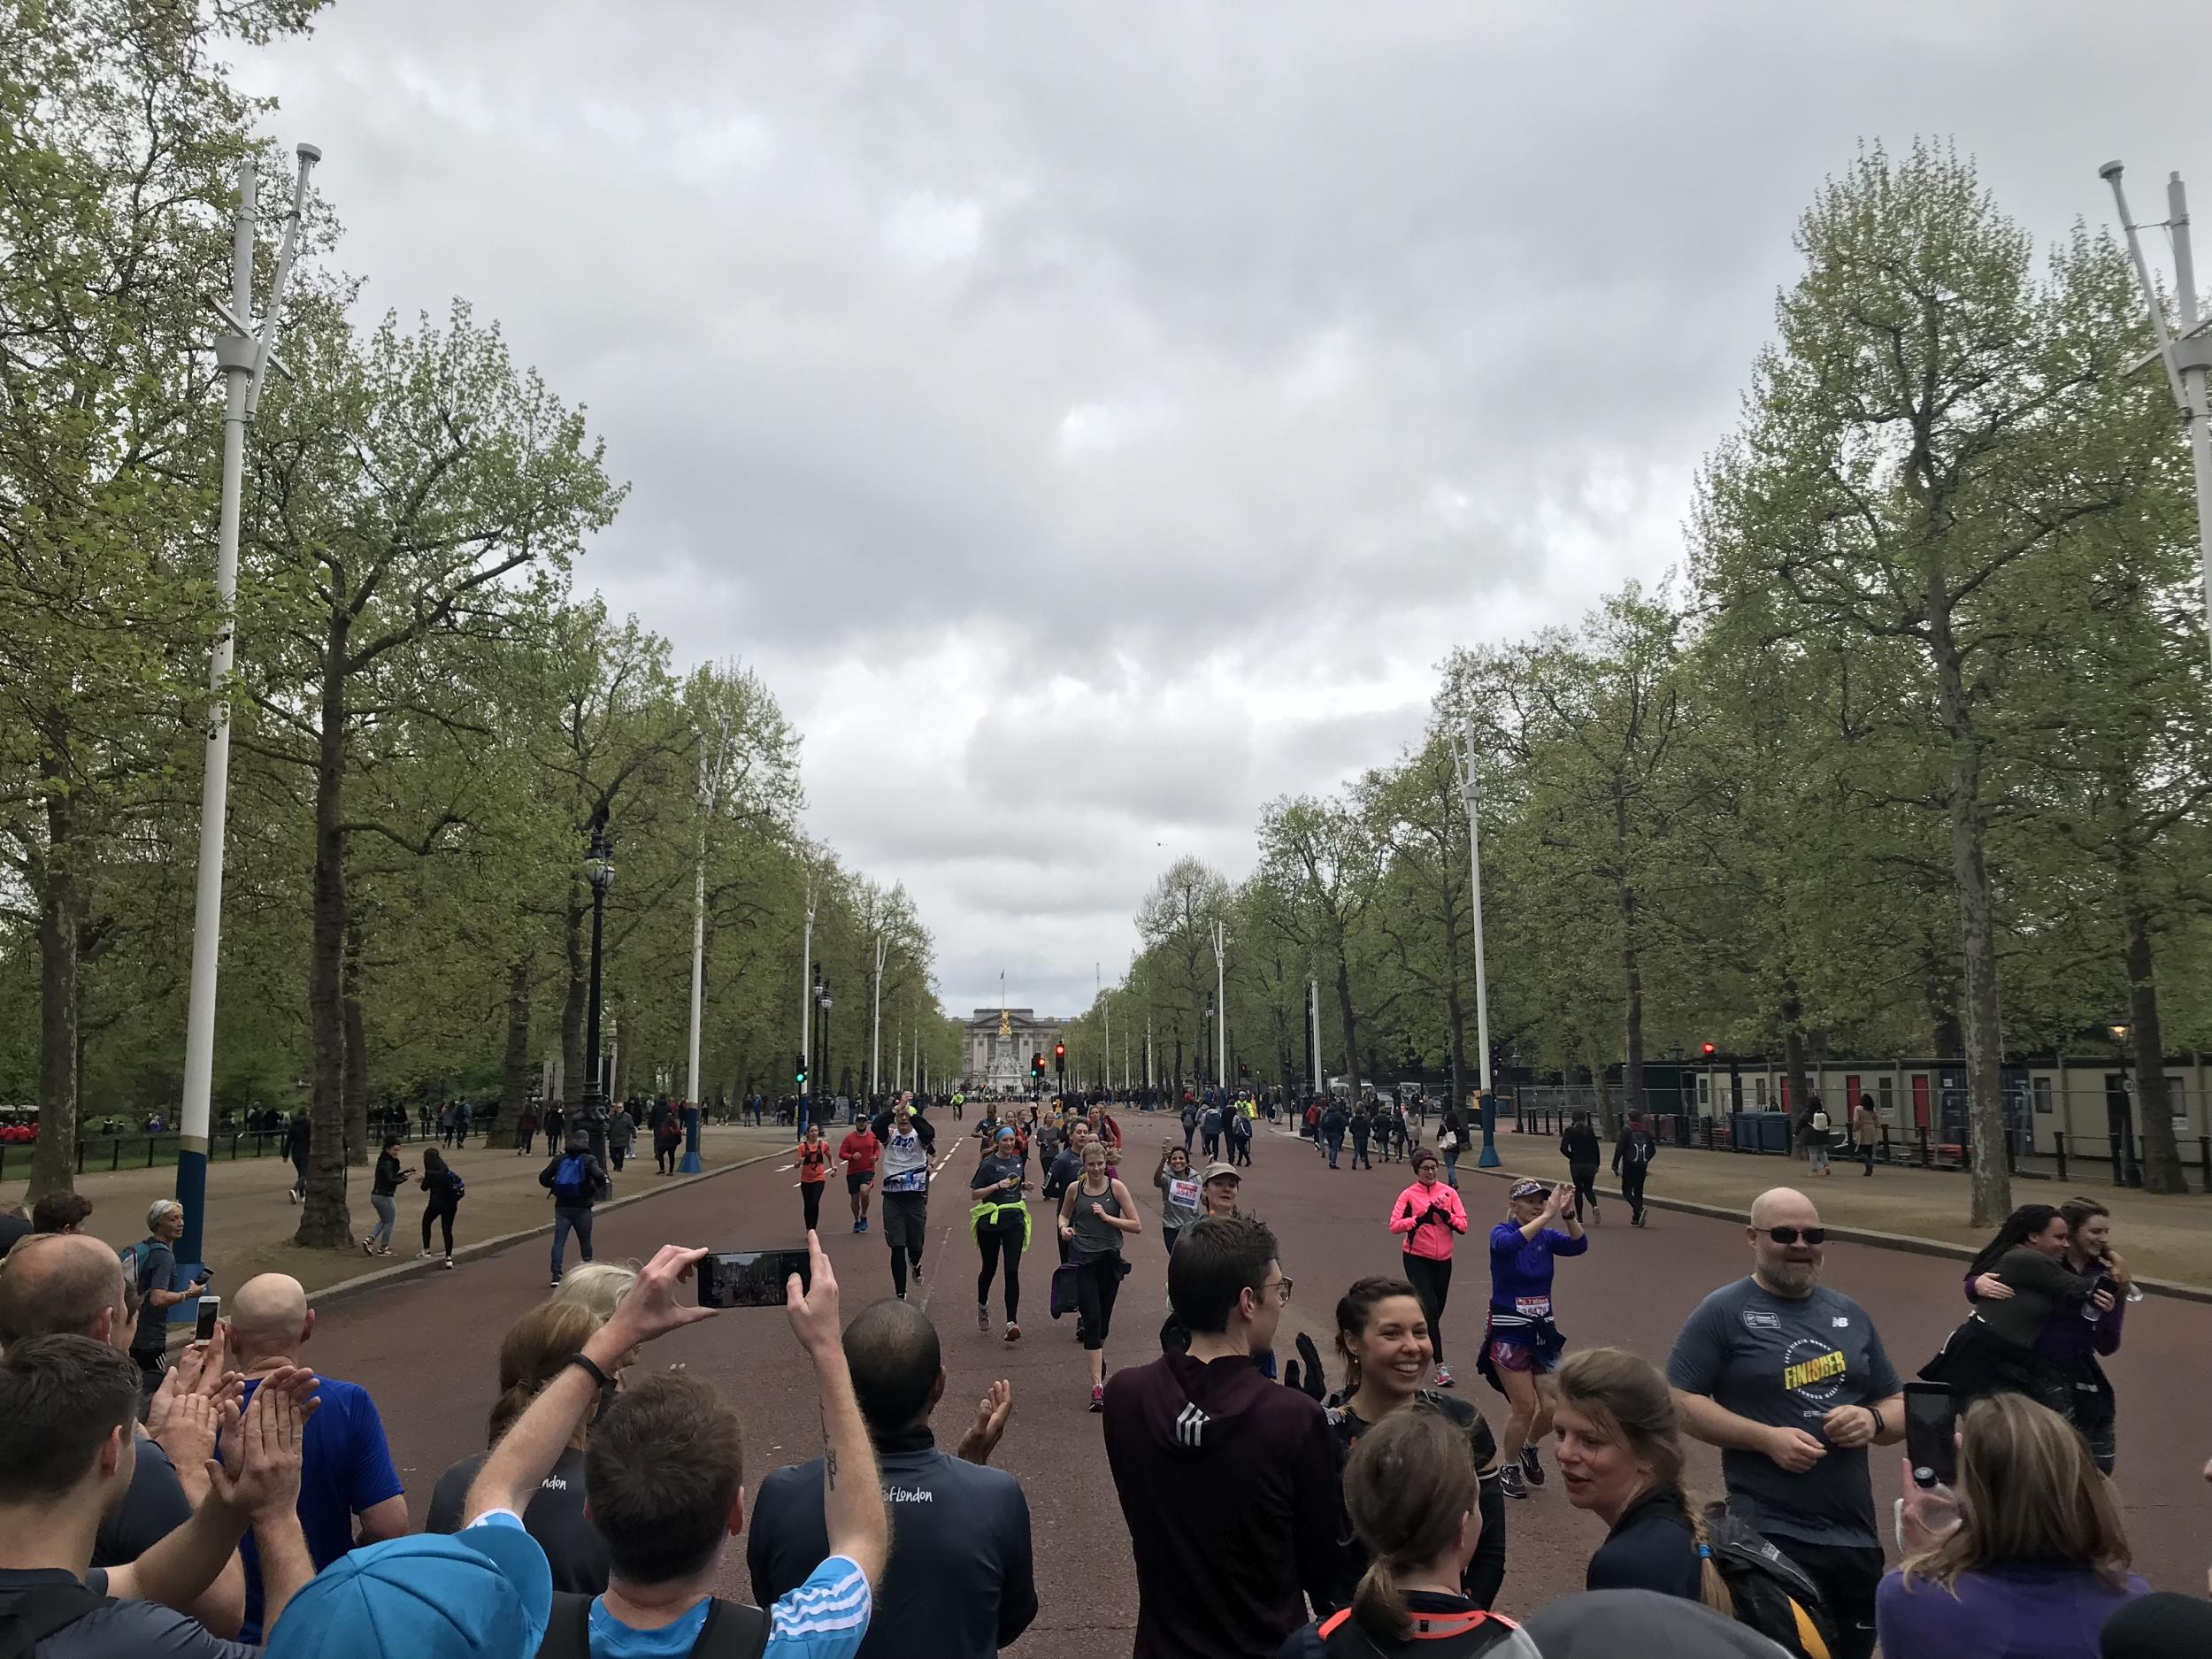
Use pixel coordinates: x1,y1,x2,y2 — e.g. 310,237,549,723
1450,730,1500,1167
2101,161,2212,672
175,143,318,1271
871,928,887,1099
685,715,733,1111
798,873,815,1126
1210,920,1228,1090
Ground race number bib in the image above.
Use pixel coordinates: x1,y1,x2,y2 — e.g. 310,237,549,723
1514,1294,1552,1319
1167,1178,1200,1211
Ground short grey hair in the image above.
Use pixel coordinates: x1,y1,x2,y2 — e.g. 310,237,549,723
550,1262,637,1323
146,1199,183,1233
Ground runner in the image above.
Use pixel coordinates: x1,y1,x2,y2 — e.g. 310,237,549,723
1388,1148,1470,1387
795,1118,832,1233
1610,1110,1658,1227
1057,1138,1141,1409
971,1124,1033,1342
1152,1141,1204,1256
872,1093,939,1300
837,1114,879,1233
1481,1178,1586,1499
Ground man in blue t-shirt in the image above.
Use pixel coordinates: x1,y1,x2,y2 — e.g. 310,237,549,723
225,1274,409,1640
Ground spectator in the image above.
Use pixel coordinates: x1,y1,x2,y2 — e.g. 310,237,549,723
424,1301,611,1594
362,1137,412,1257
493,1239,888,1659
285,1114,311,1203
1796,1093,1832,1177
1278,1406,1525,1659
418,1145,466,1268
541,1131,611,1289
29,1191,94,1235
606,1104,635,1173
1667,1187,1904,1659
1103,1215,1338,1659
0,1333,318,1656
1551,1347,1709,1601
223,1273,409,1640
0,1203,31,1261
551,1263,639,1325
749,1299,1034,1659
0,1231,246,1633
1322,1276,1505,1611
1609,1111,1657,1228
517,1103,541,1156
124,1200,209,1397
1852,1095,1880,1175
1879,1393,2146,1659
1559,1112,1601,1224
1924,1204,2091,1419
2101,1595,2212,1659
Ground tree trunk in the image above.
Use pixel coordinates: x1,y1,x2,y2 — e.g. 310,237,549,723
561,888,587,1108
28,777,83,1202
2121,880,2185,1194
502,956,534,1126
296,625,354,1248
341,913,370,1166
1781,979,1812,1132
1933,624,2010,1227
1613,793,1643,1133
1334,954,1363,1098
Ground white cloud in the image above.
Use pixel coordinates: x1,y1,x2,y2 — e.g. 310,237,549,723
234,0,2208,1017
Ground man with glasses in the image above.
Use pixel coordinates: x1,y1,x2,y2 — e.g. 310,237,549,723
1665,1187,1905,1659
1103,1216,1337,1659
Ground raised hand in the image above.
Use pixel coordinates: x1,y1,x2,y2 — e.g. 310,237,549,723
956,1379,1013,1464
605,1244,719,1352
784,1231,842,1358
211,1383,305,1521
1281,1333,1326,1402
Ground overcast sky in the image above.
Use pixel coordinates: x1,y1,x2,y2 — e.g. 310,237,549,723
237,2,2207,1021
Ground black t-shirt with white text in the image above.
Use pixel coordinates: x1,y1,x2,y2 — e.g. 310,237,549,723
423,1445,607,1595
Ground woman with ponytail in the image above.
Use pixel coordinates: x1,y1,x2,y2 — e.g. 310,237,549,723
1279,1406,1534,1659
420,1298,612,1593
1553,1348,1724,1604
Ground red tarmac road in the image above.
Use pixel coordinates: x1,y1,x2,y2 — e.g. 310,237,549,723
296,1113,2211,1657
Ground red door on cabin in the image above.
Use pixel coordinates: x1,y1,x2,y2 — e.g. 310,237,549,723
1780,1077,1791,1113
1844,1074,1860,1114
1911,1074,1931,1128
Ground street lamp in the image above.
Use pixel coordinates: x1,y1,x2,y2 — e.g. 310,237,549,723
818,976,835,1123
1202,993,1215,1089
580,813,615,1169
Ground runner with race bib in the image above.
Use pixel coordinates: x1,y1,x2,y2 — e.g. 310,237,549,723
1481,1178,1587,1499
872,1093,938,1300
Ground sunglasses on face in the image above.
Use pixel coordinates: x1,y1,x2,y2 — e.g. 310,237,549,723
1761,1226,1825,1246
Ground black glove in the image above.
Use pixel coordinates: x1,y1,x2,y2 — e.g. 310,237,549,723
1281,1332,1326,1402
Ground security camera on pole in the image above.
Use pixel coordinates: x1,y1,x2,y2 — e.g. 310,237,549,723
1450,729,1502,1169
173,142,319,1279
2101,160,2212,674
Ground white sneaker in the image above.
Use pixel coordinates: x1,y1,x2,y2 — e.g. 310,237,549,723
419,1250,434,1260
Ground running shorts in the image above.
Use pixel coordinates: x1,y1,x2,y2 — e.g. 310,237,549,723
1480,1307,1565,1385
882,1191,928,1253
847,1169,874,1194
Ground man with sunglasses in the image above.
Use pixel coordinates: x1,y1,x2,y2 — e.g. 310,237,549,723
1665,1187,1905,1659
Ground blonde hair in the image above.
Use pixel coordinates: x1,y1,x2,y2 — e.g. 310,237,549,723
1554,1348,1735,1618
1901,1393,2131,1592
1344,1405,1479,1644
551,1262,639,1324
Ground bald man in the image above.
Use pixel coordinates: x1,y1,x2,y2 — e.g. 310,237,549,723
223,1273,407,1641
0,1233,248,1635
1664,1187,1905,1659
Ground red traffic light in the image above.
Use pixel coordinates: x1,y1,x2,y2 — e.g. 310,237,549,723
1054,1042,1065,1059
1701,1042,1716,1056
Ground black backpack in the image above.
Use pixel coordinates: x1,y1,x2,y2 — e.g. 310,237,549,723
537,1594,767,1659
1701,1505,1842,1659
0,1583,109,1659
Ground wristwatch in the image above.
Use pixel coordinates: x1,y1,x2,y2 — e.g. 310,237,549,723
1867,1404,1886,1437
562,1352,618,1424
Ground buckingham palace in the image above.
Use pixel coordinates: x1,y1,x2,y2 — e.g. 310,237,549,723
964,1007,1066,1092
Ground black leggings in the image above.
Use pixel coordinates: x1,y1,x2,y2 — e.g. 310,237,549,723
977,1227,1024,1321
890,1245,925,1296
1402,1251,1453,1363
802,1181,824,1233
421,1197,457,1254
1569,1163,1599,1217
1076,1254,1122,1352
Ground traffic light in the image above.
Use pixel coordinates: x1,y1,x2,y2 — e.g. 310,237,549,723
1031,1052,1045,1079
795,1051,808,1087
1054,1041,1066,1079
1701,1041,1717,1058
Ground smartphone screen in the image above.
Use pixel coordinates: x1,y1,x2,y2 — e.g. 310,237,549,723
700,1248,811,1309
194,1295,221,1342
1903,1382,1955,1487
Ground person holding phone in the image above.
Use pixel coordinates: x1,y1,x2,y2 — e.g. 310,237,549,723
1666,1187,1906,1659
1481,1178,1584,1497
971,1125,1033,1342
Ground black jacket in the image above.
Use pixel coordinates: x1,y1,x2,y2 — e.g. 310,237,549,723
748,1426,1035,1659
1560,1124,1601,1165
1611,1125,1658,1174
538,1148,610,1208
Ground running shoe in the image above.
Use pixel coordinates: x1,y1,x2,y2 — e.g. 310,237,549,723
549,1276,560,1287
419,1250,434,1260
978,1303,990,1334
1520,1445,1547,1486
361,1239,373,1255
442,1256,455,1271
1499,1463,1529,1500
1432,1363,1455,1388
1089,1384,1104,1412
857,1218,868,1233
912,1262,924,1286
1005,1322,1020,1343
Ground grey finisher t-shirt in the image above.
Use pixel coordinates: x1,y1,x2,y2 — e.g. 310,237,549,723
1665,1276,1901,1549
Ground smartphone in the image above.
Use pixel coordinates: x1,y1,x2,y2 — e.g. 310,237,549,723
1903,1381,1955,1488
194,1295,221,1342
697,1249,811,1310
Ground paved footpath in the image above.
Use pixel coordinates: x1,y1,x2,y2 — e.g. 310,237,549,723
294,1111,2212,1656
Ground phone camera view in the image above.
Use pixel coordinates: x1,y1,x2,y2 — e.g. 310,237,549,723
1904,1383,1956,1488
698,1249,810,1310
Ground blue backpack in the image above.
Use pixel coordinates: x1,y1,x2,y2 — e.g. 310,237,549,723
550,1153,591,1203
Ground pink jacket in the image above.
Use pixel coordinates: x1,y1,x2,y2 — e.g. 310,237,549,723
1389,1179,1469,1262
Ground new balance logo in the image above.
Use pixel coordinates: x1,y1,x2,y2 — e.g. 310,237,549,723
1175,1404,1210,1448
